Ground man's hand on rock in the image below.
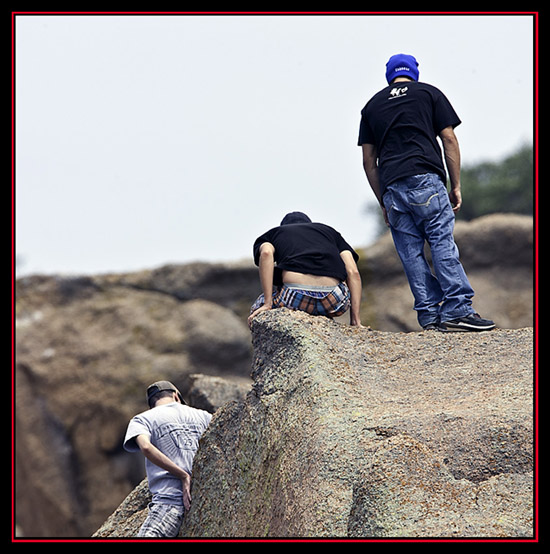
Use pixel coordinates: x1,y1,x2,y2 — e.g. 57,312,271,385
248,304,272,328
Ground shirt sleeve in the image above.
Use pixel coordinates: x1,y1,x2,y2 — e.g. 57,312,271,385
432,89,461,134
357,109,376,146
253,230,273,266
123,415,152,452
334,230,359,262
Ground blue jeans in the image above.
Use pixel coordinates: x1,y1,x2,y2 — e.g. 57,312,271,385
382,173,475,328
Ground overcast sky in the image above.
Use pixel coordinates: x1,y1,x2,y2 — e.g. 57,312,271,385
14,13,535,277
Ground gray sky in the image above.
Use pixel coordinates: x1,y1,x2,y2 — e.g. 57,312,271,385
14,13,535,277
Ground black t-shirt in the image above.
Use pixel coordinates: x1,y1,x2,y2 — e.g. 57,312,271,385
358,81,461,195
253,222,359,286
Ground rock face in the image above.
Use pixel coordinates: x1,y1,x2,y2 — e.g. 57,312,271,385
15,213,534,537
15,277,252,537
95,310,533,539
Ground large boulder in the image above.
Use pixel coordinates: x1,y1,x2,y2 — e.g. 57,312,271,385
94,310,533,538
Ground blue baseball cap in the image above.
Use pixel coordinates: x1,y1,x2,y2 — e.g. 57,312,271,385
385,53,419,84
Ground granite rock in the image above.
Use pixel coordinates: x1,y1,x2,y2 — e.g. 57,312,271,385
95,310,533,538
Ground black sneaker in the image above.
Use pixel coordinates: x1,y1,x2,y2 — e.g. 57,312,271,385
441,313,495,332
422,322,444,331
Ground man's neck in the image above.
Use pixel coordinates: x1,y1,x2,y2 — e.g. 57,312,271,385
391,77,414,84
154,397,178,408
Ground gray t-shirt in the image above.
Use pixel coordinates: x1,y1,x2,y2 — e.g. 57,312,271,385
124,402,212,505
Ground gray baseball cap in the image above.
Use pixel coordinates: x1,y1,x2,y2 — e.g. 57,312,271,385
146,380,186,406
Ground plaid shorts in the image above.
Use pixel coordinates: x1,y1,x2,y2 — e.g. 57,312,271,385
137,502,184,538
250,282,351,318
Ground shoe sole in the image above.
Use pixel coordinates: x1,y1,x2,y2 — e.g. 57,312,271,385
441,322,496,332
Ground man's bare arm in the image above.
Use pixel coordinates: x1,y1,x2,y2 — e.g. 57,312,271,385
439,126,462,212
340,250,362,326
362,143,388,225
247,242,275,326
135,434,191,510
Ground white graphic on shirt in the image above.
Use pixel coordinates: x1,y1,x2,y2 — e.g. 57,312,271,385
388,86,408,99
156,422,203,459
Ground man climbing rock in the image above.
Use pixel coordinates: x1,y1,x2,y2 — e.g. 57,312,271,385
123,381,211,537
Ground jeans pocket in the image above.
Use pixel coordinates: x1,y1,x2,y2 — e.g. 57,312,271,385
406,186,441,219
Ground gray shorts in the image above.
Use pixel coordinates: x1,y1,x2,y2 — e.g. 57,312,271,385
137,502,184,538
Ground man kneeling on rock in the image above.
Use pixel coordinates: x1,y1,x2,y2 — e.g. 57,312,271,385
248,212,362,327
123,381,212,538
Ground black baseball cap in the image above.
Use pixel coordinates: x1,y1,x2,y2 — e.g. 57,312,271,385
280,211,312,225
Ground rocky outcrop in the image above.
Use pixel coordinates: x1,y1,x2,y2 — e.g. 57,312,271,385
15,279,252,537
94,310,533,538
15,213,534,537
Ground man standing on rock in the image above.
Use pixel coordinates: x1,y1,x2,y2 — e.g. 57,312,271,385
358,53,495,332
123,381,212,537
248,211,362,327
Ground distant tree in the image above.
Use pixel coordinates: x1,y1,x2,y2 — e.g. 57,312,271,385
458,143,533,220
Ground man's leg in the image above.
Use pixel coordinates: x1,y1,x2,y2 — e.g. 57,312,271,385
414,176,494,331
419,178,475,322
383,185,443,328
137,503,184,538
